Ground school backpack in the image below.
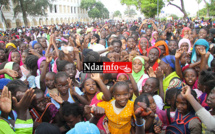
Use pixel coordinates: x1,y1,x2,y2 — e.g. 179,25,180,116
166,110,199,134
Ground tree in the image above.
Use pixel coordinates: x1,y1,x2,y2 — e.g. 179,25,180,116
121,0,165,18
80,0,109,19
13,0,53,27
124,7,137,17
167,0,188,19
170,14,178,20
198,7,207,16
113,10,122,18
0,0,10,28
196,0,202,17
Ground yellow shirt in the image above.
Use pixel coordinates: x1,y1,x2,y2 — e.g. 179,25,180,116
97,99,134,134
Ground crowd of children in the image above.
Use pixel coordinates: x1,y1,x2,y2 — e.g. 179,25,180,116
0,18,215,134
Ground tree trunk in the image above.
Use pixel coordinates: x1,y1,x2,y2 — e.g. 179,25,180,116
0,7,9,28
203,0,209,17
19,0,28,27
168,0,188,19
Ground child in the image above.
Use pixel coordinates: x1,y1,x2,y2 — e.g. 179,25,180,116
3,62,22,80
178,38,191,52
151,31,159,46
8,50,23,66
166,89,202,134
117,73,129,82
168,40,178,55
199,28,208,39
154,40,169,58
96,81,135,134
20,49,30,79
19,42,27,53
106,52,115,62
126,37,136,53
147,46,161,71
181,85,215,133
138,37,149,56
0,48,6,64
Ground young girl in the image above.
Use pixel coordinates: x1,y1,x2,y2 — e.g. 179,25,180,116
154,40,169,58
132,56,149,96
126,37,136,53
0,48,6,64
8,50,23,66
3,62,22,80
117,73,129,82
178,38,191,52
20,49,30,79
106,52,115,62
168,40,178,55
151,31,159,46
147,46,161,71
198,28,208,39
181,85,215,133
166,89,202,134
96,81,135,134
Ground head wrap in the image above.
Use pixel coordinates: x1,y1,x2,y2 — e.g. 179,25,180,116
123,32,130,36
66,121,100,134
178,38,191,52
37,57,50,74
4,62,14,80
0,79,11,90
8,51,23,66
151,31,158,46
167,78,183,90
180,27,191,38
132,56,145,82
117,73,129,80
161,55,176,71
147,46,161,57
0,41,5,44
31,40,38,49
191,39,214,67
6,43,16,49
138,38,149,55
155,40,169,56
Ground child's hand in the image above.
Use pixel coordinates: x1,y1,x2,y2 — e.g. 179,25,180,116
0,86,12,114
175,48,183,59
67,78,73,87
154,125,161,134
121,55,129,62
91,73,101,82
147,67,156,77
91,106,105,118
4,68,18,78
12,88,35,112
197,46,206,55
50,93,63,104
135,102,152,118
62,48,69,55
73,47,79,55
84,105,92,115
181,85,191,99
108,45,114,52
155,67,163,80
46,54,52,63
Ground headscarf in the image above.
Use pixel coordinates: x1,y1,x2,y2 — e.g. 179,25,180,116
4,62,14,80
147,46,161,57
123,32,130,36
132,56,145,82
180,27,191,38
0,41,5,44
8,51,24,66
191,39,214,67
37,57,50,74
66,121,100,134
167,78,183,90
31,40,38,49
178,38,191,52
161,55,176,71
138,37,149,55
155,40,169,56
151,31,158,46
6,43,16,49
117,73,129,80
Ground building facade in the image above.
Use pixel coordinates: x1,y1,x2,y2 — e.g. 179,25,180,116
0,0,89,29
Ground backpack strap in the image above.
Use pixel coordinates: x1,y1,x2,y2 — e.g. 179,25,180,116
167,108,171,124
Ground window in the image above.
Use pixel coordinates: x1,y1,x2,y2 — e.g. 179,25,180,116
54,5,57,13
71,7,73,13
74,7,76,13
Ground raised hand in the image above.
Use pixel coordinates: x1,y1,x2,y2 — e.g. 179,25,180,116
175,48,183,59
147,67,156,77
154,125,161,134
155,67,164,80
91,73,101,82
135,102,152,118
91,106,105,118
108,45,114,52
197,46,206,55
46,54,52,63
0,86,12,114
181,85,191,99
62,48,69,55
84,105,92,115
4,68,18,78
73,47,79,54
50,93,63,104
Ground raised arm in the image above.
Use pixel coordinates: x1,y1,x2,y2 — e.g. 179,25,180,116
155,67,164,101
127,73,139,97
138,19,148,35
175,49,183,79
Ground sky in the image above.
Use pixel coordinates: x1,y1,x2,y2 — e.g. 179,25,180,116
99,0,206,18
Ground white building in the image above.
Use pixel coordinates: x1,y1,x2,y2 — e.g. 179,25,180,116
0,0,89,29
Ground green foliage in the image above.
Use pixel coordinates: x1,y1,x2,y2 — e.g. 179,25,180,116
198,3,215,17
113,10,122,17
0,0,10,10
169,14,178,20
121,0,165,18
80,0,109,19
198,7,207,16
124,7,137,17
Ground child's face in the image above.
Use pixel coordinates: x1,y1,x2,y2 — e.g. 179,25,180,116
34,44,43,54
206,88,215,108
33,92,49,112
113,42,121,53
140,39,148,50
117,74,128,82
21,52,28,64
11,52,20,64
176,94,189,115
55,76,69,96
114,85,130,108
142,79,157,94
191,30,197,39
157,45,165,56
40,38,47,49
148,95,156,113
20,44,27,52
180,42,189,52
64,63,76,79
199,29,207,39
132,59,143,73
13,63,22,78
107,53,115,62
184,69,197,86
120,51,128,58
168,41,178,52
0,50,5,60
64,114,81,128
153,33,159,40
40,61,49,73
195,45,206,56
127,38,135,49
45,73,55,89
180,53,187,65
161,33,167,40
146,29,152,36
148,48,159,63
84,79,97,95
